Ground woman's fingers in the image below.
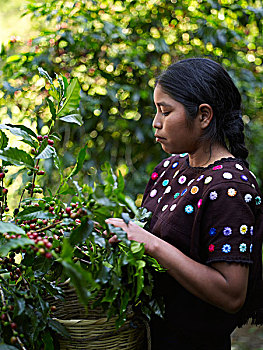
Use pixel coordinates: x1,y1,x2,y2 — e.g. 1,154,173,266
108,235,118,244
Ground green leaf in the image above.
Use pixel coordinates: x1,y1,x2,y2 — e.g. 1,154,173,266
0,147,34,168
0,344,18,350
6,124,38,139
59,112,83,126
57,78,81,117
0,130,8,150
0,237,34,256
0,221,25,234
48,318,70,339
69,219,93,246
42,331,54,350
36,145,56,159
14,297,26,317
66,145,87,179
0,124,37,148
47,98,56,121
17,207,54,220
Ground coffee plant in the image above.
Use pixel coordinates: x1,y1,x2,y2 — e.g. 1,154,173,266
0,69,164,349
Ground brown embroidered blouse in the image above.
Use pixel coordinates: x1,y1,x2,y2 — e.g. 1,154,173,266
142,154,263,341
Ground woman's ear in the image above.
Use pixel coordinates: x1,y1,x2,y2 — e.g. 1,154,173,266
198,104,213,129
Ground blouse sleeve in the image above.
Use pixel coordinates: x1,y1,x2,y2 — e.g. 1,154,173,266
200,181,259,265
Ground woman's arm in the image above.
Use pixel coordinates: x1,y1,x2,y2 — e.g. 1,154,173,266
106,218,249,313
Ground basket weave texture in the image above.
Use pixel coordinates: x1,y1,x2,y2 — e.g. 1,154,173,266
47,282,148,350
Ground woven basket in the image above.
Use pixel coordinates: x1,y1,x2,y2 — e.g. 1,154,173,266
46,281,149,350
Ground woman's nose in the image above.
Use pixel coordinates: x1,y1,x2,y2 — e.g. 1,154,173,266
152,113,162,129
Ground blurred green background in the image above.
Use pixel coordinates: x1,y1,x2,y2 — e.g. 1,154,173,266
0,1,262,348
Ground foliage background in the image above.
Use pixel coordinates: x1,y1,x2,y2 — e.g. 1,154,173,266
0,0,262,205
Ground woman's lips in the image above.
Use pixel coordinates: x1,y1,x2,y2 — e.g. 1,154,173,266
155,135,166,142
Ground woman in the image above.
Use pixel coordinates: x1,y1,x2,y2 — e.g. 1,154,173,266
106,58,263,349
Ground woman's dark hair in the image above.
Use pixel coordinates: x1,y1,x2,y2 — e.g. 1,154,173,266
156,58,249,167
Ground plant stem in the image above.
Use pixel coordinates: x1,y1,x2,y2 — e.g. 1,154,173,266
30,160,40,198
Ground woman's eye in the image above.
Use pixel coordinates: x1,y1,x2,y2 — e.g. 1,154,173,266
162,111,170,116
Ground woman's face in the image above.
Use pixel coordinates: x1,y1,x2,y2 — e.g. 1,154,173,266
153,84,202,155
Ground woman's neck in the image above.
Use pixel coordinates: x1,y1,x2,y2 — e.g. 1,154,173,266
188,144,234,168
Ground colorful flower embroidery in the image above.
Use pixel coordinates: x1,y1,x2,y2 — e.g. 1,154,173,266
204,176,213,184
241,175,248,182
150,189,157,198
223,227,232,236
239,243,247,253
190,186,199,195
172,162,179,168
240,225,248,234
157,197,162,203
249,170,256,178
185,205,194,214
197,199,203,208
164,186,172,194
197,175,204,181
255,196,261,205
178,175,187,184
209,191,218,200
244,194,252,203
209,228,216,236
173,170,179,178
250,244,253,253
223,172,233,179
180,153,188,157
151,172,159,180
163,160,170,167
227,188,237,197
222,244,231,253
212,165,223,170
170,204,177,211
181,189,187,196
250,226,254,235
162,179,169,186
174,192,180,199
162,205,168,212
235,164,243,171
160,171,166,178
209,244,215,252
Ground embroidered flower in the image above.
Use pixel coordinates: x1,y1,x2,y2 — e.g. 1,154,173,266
204,176,213,184
157,197,162,203
178,175,187,184
235,164,243,171
250,244,253,253
209,244,215,252
223,172,233,179
255,196,261,205
250,226,254,235
164,186,172,194
160,171,166,178
163,160,170,167
227,188,237,197
212,165,223,170
181,189,187,196
173,170,179,178
251,184,255,189
244,194,252,203
197,199,203,208
240,225,248,234
241,175,248,182
174,192,180,199
151,172,159,180
150,189,157,198
249,170,256,178
190,186,199,195
162,205,168,212
209,228,216,236
222,244,231,253
170,204,177,211
197,175,204,181
223,227,232,236
172,162,179,168
239,243,247,253
209,191,218,200
162,179,169,187
180,153,188,157
185,205,194,214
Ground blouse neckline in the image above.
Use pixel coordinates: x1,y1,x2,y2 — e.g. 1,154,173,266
185,156,243,171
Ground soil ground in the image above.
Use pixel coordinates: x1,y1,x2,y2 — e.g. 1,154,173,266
231,324,263,350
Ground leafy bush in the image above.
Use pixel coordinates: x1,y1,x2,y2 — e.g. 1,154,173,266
0,70,164,349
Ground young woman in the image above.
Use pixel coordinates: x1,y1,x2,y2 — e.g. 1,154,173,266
106,58,263,350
